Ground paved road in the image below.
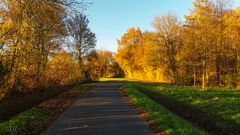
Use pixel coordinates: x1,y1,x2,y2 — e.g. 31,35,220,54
43,83,153,135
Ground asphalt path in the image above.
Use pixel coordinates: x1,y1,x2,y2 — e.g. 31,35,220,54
43,83,153,135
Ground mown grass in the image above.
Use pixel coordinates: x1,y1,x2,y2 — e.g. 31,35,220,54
138,84,240,125
130,83,240,134
99,78,126,81
123,84,207,135
99,77,139,83
0,108,48,135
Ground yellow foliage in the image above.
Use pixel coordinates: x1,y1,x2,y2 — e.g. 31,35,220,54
46,51,81,86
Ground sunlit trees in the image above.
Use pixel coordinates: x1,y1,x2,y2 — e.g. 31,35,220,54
140,32,165,81
153,13,181,84
115,29,169,82
97,50,115,77
0,0,67,93
0,0,93,98
85,50,121,80
115,28,143,79
115,14,181,83
115,0,240,90
182,0,235,90
47,51,81,86
224,6,240,88
211,0,229,85
183,0,216,90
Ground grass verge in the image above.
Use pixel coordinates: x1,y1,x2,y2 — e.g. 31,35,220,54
136,83,240,135
0,83,95,135
99,77,140,83
0,82,89,121
0,108,48,135
123,84,207,135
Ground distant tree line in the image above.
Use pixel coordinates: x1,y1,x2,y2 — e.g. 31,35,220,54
115,0,240,90
85,50,124,80
0,0,97,98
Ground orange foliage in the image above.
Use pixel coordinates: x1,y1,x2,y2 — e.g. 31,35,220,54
46,51,81,86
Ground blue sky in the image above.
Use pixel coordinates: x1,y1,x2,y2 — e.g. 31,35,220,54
85,0,240,52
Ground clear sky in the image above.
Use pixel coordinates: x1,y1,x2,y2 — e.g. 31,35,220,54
85,0,240,52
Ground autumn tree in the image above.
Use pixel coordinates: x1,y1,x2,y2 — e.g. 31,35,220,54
115,28,143,79
0,0,67,91
46,51,81,86
115,29,169,82
140,32,168,82
182,0,235,90
210,0,232,85
0,0,87,97
114,0,240,90
85,50,121,80
153,13,181,84
67,13,96,79
224,6,240,88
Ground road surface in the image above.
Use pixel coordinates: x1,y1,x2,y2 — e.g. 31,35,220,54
43,83,153,135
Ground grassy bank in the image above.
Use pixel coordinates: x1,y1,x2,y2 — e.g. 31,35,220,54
123,84,207,135
0,83,88,121
0,108,48,135
99,78,127,82
0,83,95,135
130,83,240,135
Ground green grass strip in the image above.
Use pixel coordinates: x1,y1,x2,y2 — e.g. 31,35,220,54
0,108,48,135
123,84,207,135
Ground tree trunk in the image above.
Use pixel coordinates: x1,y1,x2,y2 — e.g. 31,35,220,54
202,55,207,91
237,48,240,89
202,67,206,91
216,54,221,85
193,66,196,87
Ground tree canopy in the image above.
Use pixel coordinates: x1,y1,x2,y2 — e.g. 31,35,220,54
115,0,240,90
